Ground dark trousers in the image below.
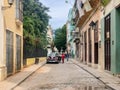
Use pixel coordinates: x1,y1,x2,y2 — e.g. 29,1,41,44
62,58,64,63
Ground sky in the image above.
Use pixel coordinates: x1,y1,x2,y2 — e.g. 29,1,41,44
40,0,74,30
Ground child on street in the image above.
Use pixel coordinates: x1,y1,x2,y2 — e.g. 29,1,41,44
61,53,65,63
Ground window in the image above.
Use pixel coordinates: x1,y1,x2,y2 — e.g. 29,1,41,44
16,0,23,22
6,30,13,75
16,35,21,71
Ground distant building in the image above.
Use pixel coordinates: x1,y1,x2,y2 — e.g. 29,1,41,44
72,0,120,75
66,8,75,58
47,25,53,55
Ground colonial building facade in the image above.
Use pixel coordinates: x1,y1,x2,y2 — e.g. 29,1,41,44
72,0,120,75
47,25,53,55
73,0,100,66
67,8,75,58
100,0,120,74
0,0,23,81
4,0,23,76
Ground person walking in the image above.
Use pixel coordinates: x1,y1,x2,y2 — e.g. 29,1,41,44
66,52,69,61
61,53,65,63
65,51,69,61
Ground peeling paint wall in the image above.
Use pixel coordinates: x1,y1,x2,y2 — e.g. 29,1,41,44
101,0,120,74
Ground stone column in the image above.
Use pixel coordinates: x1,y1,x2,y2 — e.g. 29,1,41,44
0,1,7,81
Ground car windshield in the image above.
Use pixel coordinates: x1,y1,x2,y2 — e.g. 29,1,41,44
50,52,56,57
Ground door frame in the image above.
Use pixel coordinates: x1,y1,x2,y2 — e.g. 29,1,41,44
104,14,111,71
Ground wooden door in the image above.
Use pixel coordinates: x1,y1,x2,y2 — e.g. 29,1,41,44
104,14,111,71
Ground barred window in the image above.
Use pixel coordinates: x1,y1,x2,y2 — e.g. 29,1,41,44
6,30,13,75
16,34,21,71
16,0,23,22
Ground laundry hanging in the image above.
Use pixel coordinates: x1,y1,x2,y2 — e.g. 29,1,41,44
83,0,92,12
82,0,87,3
77,0,85,18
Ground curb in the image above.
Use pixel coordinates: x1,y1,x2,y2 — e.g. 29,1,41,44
71,60,115,90
11,61,46,90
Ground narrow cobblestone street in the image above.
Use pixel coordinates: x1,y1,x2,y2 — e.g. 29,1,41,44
13,60,112,90
1,0,120,90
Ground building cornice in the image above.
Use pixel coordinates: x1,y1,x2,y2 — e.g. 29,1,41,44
79,3,101,31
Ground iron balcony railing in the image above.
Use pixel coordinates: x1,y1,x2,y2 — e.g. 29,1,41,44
16,8,23,22
72,31,80,44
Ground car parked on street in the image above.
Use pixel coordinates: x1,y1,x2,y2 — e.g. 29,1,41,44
46,52,59,64
57,53,61,62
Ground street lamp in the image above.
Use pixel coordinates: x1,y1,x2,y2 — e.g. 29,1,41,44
8,0,14,6
89,21,96,30
2,0,14,10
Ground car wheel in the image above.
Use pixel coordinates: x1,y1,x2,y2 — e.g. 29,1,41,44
46,61,48,64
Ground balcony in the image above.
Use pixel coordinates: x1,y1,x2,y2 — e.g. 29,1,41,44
16,8,23,25
47,45,51,48
74,8,79,25
72,30,80,44
74,37,80,44
75,0,100,28
16,0,23,26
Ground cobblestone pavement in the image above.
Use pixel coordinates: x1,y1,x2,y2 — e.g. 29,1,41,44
14,60,112,90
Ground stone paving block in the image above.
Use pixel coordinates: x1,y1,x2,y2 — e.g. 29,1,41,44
0,61,46,90
71,59,120,90
107,84,120,90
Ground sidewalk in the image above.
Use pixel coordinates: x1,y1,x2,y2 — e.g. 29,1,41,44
0,61,46,90
1,59,120,90
71,59,120,90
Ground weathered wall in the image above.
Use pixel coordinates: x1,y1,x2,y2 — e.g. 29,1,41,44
80,8,101,68
101,0,120,74
0,0,4,66
4,0,23,74
115,8,120,73
0,0,7,81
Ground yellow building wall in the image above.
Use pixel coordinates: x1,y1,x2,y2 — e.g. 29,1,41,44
26,57,46,67
0,0,7,81
0,0,4,67
3,0,23,74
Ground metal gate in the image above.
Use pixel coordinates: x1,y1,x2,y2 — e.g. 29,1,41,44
94,21,98,64
16,35,21,71
88,28,92,63
6,30,13,75
76,44,79,58
104,14,111,71
94,43,98,64
84,32,87,62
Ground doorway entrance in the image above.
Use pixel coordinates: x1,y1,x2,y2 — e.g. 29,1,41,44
84,32,87,63
6,30,13,75
104,14,111,71
16,35,21,71
94,43,98,64
88,28,92,63
94,21,98,64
